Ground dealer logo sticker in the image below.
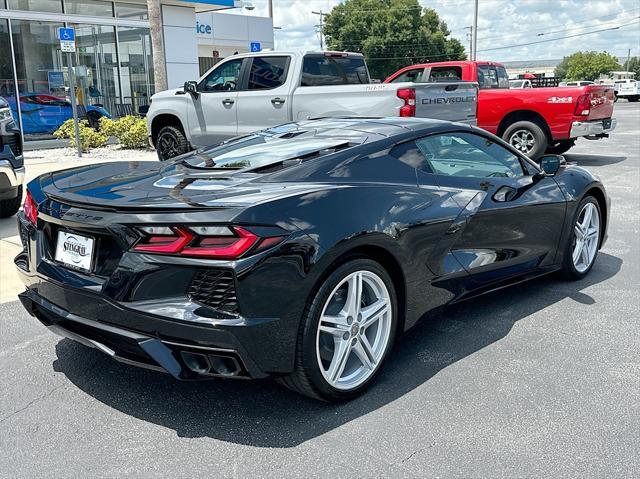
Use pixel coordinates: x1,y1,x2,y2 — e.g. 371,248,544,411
547,96,573,103
63,236,88,264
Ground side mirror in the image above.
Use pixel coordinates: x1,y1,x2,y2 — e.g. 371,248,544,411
183,81,198,95
538,155,564,176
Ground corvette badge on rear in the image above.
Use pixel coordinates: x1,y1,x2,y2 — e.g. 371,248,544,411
54,231,94,272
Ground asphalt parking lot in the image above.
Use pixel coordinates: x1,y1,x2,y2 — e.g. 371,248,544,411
1,103,638,478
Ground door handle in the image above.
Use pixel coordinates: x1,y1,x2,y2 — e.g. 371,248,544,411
222,98,235,106
271,97,285,105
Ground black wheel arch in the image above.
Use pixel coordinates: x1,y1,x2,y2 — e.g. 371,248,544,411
150,114,186,147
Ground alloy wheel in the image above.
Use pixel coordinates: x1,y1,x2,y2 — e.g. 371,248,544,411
572,202,600,273
315,270,392,390
509,129,535,154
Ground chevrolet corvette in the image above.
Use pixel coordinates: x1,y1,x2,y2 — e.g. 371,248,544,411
15,118,609,401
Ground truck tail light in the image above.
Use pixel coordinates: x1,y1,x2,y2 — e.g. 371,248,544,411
574,94,591,116
133,225,285,259
23,190,38,225
397,88,416,117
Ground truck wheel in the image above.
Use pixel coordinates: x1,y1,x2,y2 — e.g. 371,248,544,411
546,139,575,155
0,185,22,218
629,96,639,102
155,126,191,161
503,121,548,160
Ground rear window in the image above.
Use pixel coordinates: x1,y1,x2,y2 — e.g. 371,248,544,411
301,55,369,86
428,66,462,82
248,56,289,90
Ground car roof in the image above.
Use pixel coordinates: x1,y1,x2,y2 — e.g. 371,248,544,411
264,117,467,143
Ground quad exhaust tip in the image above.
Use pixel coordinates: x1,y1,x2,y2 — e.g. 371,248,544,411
180,351,243,377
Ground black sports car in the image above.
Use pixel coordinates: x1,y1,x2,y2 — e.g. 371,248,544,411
16,118,609,401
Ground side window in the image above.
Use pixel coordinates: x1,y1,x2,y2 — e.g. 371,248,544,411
390,69,424,83
199,59,243,92
415,132,525,178
428,67,462,81
301,55,369,86
496,66,509,88
477,65,498,89
389,141,433,172
247,56,289,90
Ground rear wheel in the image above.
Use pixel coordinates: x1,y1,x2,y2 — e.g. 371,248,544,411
0,185,22,218
278,259,397,401
503,120,548,160
629,95,639,102
546,139,575,155
155,125,190,161
559,196,601,280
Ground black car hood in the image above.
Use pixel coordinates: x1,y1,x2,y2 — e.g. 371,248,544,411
40,161,333,209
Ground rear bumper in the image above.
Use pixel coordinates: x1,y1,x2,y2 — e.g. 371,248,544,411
17,286,267,380
569,118,616,138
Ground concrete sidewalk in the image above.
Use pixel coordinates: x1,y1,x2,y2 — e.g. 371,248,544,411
0,145,156,303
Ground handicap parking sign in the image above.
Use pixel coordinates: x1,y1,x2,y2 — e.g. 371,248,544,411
59,27,75,41
250,42,261,52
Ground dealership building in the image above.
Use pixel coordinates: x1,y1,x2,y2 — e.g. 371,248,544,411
0,0,273,141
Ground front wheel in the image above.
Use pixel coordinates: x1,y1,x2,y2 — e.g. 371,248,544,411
155,125,191,161
278,259,397,401
559,196,602,280
503,120,548,160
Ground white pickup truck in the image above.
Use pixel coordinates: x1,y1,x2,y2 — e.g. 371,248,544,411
147,51,478,159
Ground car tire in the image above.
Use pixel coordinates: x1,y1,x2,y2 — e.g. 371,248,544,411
629,96,639,102
0,185,22,218
278,258,398,401
559,195,602,281
155,125,191,161
503,120,548,160
546,139,575,155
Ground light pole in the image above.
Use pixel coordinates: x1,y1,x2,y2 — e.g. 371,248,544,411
471,0,478,60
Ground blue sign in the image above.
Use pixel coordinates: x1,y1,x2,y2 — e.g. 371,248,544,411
250,42,261,52
58,27,75,41
48,71,64,90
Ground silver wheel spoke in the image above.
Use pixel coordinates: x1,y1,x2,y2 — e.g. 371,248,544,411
360,298,388,329
328,339,351,382
319,314,349,336
353,339,375,370
572,240,583,264
344,272,363,318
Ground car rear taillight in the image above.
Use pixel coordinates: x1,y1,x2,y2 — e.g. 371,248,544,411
23,190,38,225
397,88,416,117
133,225,284,259
574,94,591,116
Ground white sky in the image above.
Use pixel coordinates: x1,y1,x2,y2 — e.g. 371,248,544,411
223,0,640,63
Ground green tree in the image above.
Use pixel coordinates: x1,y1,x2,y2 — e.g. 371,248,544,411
625,57,640,78
323,0,466,80
554,51,621,81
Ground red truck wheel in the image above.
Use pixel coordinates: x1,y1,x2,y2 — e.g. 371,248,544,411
503,121,548,160
546,140,575,155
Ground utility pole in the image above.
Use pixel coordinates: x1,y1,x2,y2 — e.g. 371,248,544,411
472,0,479,60
268,0,273,18
147,0,167,92
312,10,325,50
465,26,473,59
625,48,631,72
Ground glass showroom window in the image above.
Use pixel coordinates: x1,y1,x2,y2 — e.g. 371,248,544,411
10,20,67,139
63,0,114,17
6,0,63,13
117,26,154,113
0,20,19,127
66,24,119,114
115,2,148,20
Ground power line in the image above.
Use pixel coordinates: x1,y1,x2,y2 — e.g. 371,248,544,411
362,20,640,60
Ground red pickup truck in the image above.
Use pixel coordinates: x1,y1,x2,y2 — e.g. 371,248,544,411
384,61,616,158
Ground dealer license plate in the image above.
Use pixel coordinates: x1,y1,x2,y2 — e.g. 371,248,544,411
54,230,95,272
